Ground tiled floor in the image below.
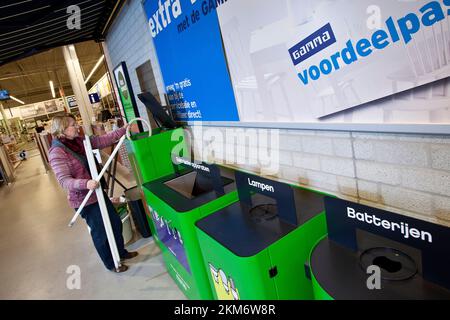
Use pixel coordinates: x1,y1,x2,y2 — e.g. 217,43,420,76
0,149,185,300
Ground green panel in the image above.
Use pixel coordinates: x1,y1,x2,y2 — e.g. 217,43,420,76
143,187,239,300
196,228,277,300
125,128,187,185
118,83,135,122
196,213,327,300
268,213,327,299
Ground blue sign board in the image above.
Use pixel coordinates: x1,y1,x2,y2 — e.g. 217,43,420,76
88,93,100,104
0,89,10,101
143,0,239,121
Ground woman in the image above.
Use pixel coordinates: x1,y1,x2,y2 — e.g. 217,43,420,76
48,114,137,273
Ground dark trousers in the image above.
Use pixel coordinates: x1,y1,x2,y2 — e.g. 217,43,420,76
78,196,129,270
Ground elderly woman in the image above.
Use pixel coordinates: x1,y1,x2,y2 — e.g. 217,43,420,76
48,114,137,273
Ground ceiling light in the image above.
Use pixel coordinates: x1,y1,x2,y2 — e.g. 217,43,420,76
84,55,105,84
10,95,25,104
49,80,55,98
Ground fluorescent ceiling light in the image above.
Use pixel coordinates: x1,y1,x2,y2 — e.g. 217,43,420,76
10,95,25,104
49,80,55,98
84,55,105,84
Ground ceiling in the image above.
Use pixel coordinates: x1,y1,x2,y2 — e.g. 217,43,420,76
0,40,107,109
0,0,126,109
0,0,124,66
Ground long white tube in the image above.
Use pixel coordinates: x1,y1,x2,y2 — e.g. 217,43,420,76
68,135,126,227
68,118,151,227
83,134,121,269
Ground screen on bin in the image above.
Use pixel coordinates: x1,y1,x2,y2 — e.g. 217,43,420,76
137,92,177,129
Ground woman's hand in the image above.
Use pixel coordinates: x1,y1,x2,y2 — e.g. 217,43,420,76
125,123,140,134
86,180,99,190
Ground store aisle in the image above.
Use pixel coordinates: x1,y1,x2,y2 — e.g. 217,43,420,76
0,154,185,300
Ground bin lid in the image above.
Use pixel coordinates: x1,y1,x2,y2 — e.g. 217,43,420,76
195,189,325,257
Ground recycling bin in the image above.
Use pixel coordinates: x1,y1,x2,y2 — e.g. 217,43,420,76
125,127,187,245
143,158,238,299
309,197,450,300
195,171,329,300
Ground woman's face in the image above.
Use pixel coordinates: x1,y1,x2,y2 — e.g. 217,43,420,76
63,117,79,140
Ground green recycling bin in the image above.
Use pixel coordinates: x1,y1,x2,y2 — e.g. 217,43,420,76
195,171,329,300
125,127,187,245
143,158,239,300
309,197,450,300
125,127,186,185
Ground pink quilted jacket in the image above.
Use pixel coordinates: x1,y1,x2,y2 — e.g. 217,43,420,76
48,127,126,208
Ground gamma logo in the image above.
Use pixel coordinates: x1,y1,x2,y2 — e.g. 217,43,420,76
288,23,336,66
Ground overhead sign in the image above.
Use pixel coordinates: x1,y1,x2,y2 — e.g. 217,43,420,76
66,95,77,108
88,93,100,104
143,0,239,122
0,89,10,101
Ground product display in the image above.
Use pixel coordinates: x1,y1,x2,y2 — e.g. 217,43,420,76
143,158,238,299
195,171,329,300
309,197,450,300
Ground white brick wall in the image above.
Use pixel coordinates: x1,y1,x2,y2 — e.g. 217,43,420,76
191,127,450,227
355,161,401,185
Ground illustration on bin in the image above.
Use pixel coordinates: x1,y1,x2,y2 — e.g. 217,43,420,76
309,197,450,300
195,171,329,300
143,156,238,299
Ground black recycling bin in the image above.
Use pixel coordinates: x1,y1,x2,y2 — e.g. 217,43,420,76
125,187,152,238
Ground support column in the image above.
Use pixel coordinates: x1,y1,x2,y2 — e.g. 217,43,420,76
0,102,12,135
62,45,94,135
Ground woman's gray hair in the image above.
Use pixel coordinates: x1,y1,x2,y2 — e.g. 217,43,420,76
50,114,76,138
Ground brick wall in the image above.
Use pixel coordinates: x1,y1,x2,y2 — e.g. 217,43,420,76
191,127,450,227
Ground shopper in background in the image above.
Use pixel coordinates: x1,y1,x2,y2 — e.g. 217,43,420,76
48,114,138,273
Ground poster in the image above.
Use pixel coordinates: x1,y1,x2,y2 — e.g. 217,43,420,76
44,100,58,113
216,0,450,124
113,62,141,126
143,0,240,122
